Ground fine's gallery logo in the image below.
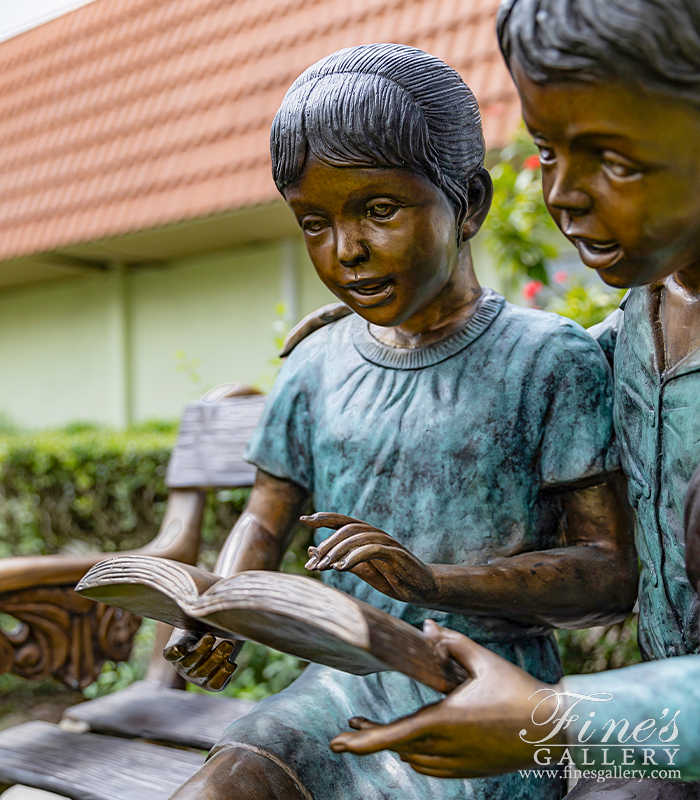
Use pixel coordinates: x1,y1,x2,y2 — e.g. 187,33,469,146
520,690,681,770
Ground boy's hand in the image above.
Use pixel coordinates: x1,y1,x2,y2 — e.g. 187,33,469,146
329,621,563,777
163,630,242,692
302,512,437,605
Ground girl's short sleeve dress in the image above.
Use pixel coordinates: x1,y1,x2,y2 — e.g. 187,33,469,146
213,289,618,800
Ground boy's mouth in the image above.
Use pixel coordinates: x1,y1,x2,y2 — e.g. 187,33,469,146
573,238,623,271
341,278,394,306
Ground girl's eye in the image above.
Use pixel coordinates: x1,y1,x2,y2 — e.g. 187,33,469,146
601,153,643,180
302,217,328,233
368,203,398,220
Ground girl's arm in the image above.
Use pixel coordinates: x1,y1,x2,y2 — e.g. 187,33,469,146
163,468,310,690
214,468,311,576
307,472,637,628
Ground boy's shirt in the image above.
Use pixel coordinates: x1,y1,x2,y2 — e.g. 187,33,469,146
591,289,700,660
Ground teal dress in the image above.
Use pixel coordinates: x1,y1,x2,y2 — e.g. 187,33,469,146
214,289,618,800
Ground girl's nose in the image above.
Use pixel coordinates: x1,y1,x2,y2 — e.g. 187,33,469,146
336,226,369,268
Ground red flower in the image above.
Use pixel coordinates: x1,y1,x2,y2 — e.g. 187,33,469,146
485,103,504,117
553,270,568,285
523,280,544,301
523,154,541,171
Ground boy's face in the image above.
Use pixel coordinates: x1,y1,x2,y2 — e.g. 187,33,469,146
513,64,700,289
284,156,460,327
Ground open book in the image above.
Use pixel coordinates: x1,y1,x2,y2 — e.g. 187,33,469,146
76,555,467,694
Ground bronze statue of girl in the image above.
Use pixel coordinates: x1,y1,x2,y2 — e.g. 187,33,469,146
166,43,635,800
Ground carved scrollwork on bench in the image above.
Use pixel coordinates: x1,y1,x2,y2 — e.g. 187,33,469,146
0,586,141,689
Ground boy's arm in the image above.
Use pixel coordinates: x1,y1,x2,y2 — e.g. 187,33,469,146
164,468,310,690
307,471,637,628
330,623,700,781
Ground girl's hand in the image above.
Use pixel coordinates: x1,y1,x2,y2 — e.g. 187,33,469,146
302,512,438,605
163,630,242,692
329,621,562,777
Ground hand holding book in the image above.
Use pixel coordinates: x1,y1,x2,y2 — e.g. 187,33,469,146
163,631,242,692
76,555,468,694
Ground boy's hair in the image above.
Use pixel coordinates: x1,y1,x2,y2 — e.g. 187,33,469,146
497,0,700,108
270,43,484,226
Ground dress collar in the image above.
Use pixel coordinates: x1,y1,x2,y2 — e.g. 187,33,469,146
351,288,505,369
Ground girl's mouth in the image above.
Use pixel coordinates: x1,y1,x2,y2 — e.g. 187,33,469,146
342,278,394,306
574,238,624,271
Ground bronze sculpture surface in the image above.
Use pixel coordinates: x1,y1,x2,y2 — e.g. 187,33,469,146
162,42,636,800
331,2,700,795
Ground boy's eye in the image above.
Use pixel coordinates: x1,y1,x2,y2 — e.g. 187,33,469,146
301,217,329,233
534,140,556,165
601,153,643,180
367,202,399,220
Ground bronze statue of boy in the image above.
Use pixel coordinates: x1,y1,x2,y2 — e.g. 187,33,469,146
333,2,700,795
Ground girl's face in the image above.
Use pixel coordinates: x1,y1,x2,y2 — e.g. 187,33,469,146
514,64,700,290
284,156,461,329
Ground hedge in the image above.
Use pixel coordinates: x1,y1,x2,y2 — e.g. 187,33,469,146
0,427,639,692
0,428,270,571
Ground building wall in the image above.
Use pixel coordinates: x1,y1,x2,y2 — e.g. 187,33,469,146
0,275,122,429
0,227,506,430
0,237,334,429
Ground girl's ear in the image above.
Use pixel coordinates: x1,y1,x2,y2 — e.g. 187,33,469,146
460,168,494,243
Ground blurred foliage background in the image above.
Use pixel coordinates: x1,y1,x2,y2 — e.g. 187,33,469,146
0,133,637,719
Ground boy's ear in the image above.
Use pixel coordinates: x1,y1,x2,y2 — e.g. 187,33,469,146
460,168,493,242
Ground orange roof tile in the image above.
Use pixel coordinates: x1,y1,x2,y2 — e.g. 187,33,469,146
0,0,521,261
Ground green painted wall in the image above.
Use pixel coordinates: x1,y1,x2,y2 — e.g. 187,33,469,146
128,238,333,422
0,274,122,428
0,236,334,429
0,226,506,430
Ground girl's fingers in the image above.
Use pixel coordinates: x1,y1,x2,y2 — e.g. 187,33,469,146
305,523,378,568
163,632,200,662
333,542,408,571
207,660,238,692
331,712,437,755
311,532,399,570
301,512,368,530
178,633,217,669
188,641,235,678
401,753,465,768
405,762,473,779
348,716,381,730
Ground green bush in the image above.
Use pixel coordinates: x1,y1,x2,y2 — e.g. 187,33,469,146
556,615,641,675
0,426,313,700
0,428,253,566
483,133,560,287
0,429,176,558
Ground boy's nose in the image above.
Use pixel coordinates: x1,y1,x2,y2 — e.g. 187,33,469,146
545,159,592,216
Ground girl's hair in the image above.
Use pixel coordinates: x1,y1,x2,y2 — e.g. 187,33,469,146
497,0,700,108
270,43,484,226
